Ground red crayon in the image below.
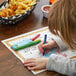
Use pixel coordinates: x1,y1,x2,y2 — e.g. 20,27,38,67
31,34,40,41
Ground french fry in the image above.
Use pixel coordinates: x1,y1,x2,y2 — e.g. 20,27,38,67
16,2,28,8
1,9,9,17
8,4,17,11
15,10,25,14
0,12,7,17
26,7,30,11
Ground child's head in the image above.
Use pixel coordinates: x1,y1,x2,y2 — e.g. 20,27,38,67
48,0,76,50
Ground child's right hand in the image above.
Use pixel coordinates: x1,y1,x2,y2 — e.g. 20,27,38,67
38,40,58,53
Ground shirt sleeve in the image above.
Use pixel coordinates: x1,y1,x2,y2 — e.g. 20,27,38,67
46,54,76,75
51,35,68,50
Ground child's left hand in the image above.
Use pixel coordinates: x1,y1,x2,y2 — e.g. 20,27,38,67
24,58,49,70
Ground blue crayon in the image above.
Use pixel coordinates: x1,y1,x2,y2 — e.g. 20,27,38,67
43,34,47,55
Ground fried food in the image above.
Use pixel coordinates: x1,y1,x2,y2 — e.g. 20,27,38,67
0,0,36,17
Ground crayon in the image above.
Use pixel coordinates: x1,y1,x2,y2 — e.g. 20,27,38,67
11,40,41,51
43,34,47,55
31,34,40,41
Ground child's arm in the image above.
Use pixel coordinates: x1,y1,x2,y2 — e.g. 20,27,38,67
46,54,76,75
24,54,76,75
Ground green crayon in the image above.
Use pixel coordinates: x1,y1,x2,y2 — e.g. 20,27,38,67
11,40,41,51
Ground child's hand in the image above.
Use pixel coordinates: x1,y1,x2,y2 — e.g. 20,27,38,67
38,40,58,53
24,58,48,70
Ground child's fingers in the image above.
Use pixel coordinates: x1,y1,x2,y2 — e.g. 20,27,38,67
24,61,32,64
38,41,50,53
24,63,36,67
42,43,51,48
28,65,44,70
24,58,36,64
28,66,38,70
38,45,44,53
38,42,44,53
26,58,36,61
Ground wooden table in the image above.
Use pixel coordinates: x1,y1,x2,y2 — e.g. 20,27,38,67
0,0,65,76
